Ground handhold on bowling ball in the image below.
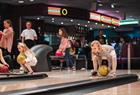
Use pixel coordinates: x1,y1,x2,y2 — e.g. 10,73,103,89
0,65,9,73
17,53,26,64
98,65,109,76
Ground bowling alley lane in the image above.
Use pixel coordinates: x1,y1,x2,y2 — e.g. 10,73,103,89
0,70,139,93
85,81,140,95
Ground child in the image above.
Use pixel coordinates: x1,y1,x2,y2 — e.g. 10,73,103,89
91,40,117,76
0,49,9,73
17,43,37,74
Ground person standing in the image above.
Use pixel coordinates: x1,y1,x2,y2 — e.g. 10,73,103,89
21,21,37,48
58,28,75,71
0,19,14,70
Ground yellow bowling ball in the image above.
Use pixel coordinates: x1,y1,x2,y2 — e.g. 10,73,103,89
17,53,26,64
98,65,109,76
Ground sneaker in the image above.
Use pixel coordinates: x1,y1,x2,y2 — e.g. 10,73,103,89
72,66,76,71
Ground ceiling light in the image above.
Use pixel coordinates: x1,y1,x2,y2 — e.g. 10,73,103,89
88,21,90,23
111,4,115,8
116,10,119,13
113,27,116,29
37,17,40,20
95,23,98,25
70,19,73,22
85,25,87,27
52,20,54,22
18,0,24,3
108,25,110,28
61,22,64,25
29,0,34,2
102,24,104,26
98,3,103,7
52,18,54,20
78,23,80,26
90,28,93,30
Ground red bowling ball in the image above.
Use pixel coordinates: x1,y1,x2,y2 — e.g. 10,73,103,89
0,65,9,73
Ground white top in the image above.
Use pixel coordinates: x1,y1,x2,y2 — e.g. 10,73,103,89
21,29,37,40
24,50,37,66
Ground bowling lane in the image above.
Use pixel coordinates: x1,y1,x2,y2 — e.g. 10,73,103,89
85,81,140,95
0,70,139,94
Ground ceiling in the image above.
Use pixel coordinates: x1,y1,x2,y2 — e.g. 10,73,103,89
23,16,116,29
0,0,140,20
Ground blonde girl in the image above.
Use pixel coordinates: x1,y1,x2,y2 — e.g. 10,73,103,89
91,40,117,76
17,43,37,74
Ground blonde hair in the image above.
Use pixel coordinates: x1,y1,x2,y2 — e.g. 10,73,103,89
18,42,35,56
91,40,102,48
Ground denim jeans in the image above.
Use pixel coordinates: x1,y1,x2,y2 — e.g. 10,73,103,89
64,48,74,68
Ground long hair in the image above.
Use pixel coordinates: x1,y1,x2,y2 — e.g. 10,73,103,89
18,42,35,56
91,40,102,54
59,28,68,38
4,19,13,27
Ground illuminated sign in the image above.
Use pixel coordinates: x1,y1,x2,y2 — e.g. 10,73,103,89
90,12,101,21
61,8,68,16
48,7,68,16
90,12,120,26
101,15,112,24
48,7,61,16
120,19,139,25
112,18,120,26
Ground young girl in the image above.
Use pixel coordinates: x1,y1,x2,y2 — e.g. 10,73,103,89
0,49,9,73
57,28,75,71
17,43,37,74
91,40,117,76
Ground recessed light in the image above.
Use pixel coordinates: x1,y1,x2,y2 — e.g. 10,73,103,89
98,3,103,7
61,22,64,25
29,0,34,2
52,18,54,20
37,17,40,20
111,4,115,8
78,23,80,26
18,0,24,3
116,10,119,13
88,21,90,23
70,19,73,22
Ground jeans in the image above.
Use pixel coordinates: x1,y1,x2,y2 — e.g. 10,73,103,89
65,48,74,68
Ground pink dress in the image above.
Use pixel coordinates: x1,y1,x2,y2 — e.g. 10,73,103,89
0,27,14,53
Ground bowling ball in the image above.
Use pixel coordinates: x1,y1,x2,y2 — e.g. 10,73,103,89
98,65,109,76
55,51,63,56
17,53,26,64
0,65,9,73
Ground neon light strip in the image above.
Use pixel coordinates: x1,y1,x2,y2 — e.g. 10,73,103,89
48,7,61,16
120,20,139,25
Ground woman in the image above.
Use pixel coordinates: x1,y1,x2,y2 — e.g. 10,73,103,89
91,40,117,76
58,28,75,71
0,19,14,70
